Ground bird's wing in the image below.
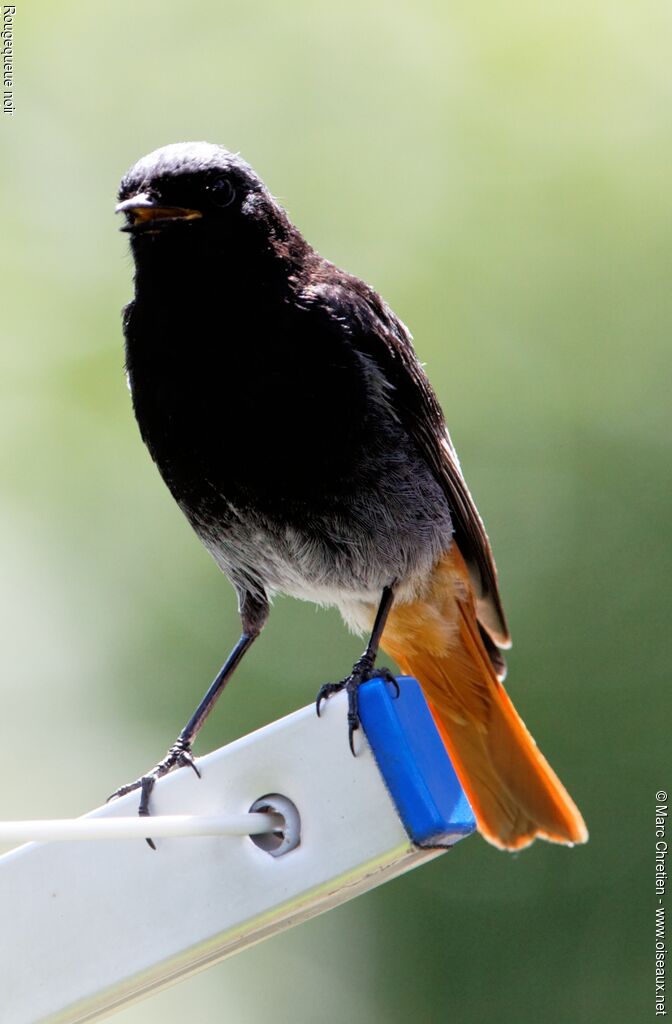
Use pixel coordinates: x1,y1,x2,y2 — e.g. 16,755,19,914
305,271,510,650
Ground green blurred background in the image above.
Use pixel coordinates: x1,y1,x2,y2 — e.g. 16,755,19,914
1,2,668,1021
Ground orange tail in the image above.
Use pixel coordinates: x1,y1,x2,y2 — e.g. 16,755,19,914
380,551,588,851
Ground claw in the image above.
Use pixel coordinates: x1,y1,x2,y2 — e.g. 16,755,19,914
106,781,140,803
316,655,395,757
315,681,345,717
138,776,155,817
346,683,360,755
138,777,157,848
348,723,357,756
107,739,201,849
315,585,397,755
178,748,201,778
376,667,400,699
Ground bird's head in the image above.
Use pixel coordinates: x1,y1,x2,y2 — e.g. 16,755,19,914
116,142,280,244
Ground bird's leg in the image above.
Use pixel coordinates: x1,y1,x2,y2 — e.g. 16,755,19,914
108,632,256,808
108,592,268,840
316,584,397,754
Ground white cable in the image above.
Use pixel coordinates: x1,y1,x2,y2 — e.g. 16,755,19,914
0,813,284,844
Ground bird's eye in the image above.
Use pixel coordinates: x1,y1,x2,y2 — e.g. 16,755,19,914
208,177,236,207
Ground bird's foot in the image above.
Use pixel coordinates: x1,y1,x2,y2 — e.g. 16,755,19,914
107,738,201,849
316,656,399,755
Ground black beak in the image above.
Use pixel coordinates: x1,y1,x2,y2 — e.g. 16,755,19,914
115,193,203,231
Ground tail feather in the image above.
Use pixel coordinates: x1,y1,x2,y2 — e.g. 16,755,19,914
380,551,588,851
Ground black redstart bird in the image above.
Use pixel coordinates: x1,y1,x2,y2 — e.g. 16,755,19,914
112,141,587,851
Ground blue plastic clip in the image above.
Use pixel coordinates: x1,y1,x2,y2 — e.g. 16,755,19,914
358,676,476,848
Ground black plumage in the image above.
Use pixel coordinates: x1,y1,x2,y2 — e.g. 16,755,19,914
113,141,509,816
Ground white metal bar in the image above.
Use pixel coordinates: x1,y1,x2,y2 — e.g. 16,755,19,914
0,813,283,843
0,691,450,1024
